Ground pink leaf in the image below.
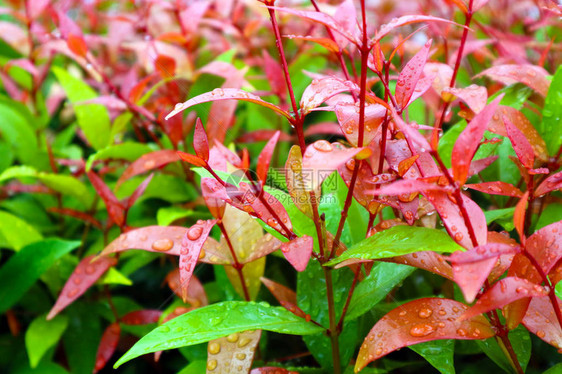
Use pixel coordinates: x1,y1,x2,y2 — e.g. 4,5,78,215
165,269,208,307
526,220,562,273
374,15,463,42
302,141,363,191
514,192,529,243
355,298,495,371
300,77,360,114
256,131,280,185
535,171,562,197
86,171,125,227
237,129,292,144
370,179,445,196
251,368,298,374
121,310,162,325
280,235,313,272
47,256,117,320
453,258,497,303
477,64,550,96
449,242,521,264
201,178,226,220
443,84,488,113
333,0,358,47
93,323,121,373
117,150,180,187
262,50,286,98
383,251,453,280
178,220,217,302
504,115,534,169
465,181,523,197
335,103,386,146
460,277,548,321
522,296,562,350
260,277,297,306
193,118,209,162
396,40,432,111
451,95,502,185
165,88,291,121
242,234,282,264
100,226,196,256
126,173,154,209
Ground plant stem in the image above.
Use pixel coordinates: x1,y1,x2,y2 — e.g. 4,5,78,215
218,222,251,301
324,267,341,373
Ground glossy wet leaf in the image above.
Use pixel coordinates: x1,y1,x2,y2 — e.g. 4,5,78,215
355,298,495,372
525,220,562,273
114,301,324,368
0,240,80,314
300,77,359,114
535,171,562,197
47,255,117,320
261,277,297,306
395,40,432,111
504,114,534,169
93,322,121,373
0,210,43,251
166,88,291,121
326,226,463,268
25,314,68,368
452,257,497,304
409,339,455,374
257,131,280,185
193,118,210,162
385,251,454,281
206,330,261,373
374,15,462,42
477,64,550,97
451,96,502,184
539,66,562,155
522,296,562,350
121,310,162,325
460,277,548,321
346,262,415,321
280,235,313,272
335,102,387,147
444,85,487,113
86,171,125,227
465,181,523,197
117,150,180,187
285,145,314,218
179,220,216,301
100,226,193,256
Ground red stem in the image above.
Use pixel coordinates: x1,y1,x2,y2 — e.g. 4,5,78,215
218,222,251,301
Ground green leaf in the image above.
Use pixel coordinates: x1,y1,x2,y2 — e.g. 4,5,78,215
0,240,80,313
409,340,455,374
476,326,531,373
63,302,102,373
36,173,92,206
25,314,69,368
156,206,199,226
98,267,133,286
346,262,415,321
0,165,37,182
0,210,43,251
326,226,463,267
52,67,111,150
536,204,562,230
555,279,561,300
177,360,208,374
85,142,153,170
539,66,562,155
484,208,515,225
114,301,324,368
0,101,40,166
298,260,358,369
544,363,562,374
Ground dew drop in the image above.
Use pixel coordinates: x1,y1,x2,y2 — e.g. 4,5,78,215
235,353,246,360
152,238,174,252
207,359,218,371
537,330,545,338
208,342,221,354
409,323,435,337
226,333,239,343
313,140,333,152
238,337,252,347
187,226,203,240
457,328,467,337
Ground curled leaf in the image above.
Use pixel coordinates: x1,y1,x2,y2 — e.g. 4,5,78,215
194,118,209,162
280,235,313,272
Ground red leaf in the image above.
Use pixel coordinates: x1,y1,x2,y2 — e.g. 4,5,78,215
242,234,282,264
154,54,176,78
87,171,125,227
449,242,520,264
93,322,121,373
121,310,162,325
443,85,488,113
66,34,88,58
280,235,313,272
300,77,360,114
452,257,497,304
47,256,117,320
201,178,226,220
335,103,386,146
535,171,562,197
193,118,209,162
477,64,550,96
383,251,453,280
355,298,495,371
302,141,363,191
126,173,154,209
504,115,534,169
165,269,208,307
451,96,502,185
465,181,523,197
333,0,359,47
237,129,292,143
251,368,298,374
374,15,463,42
262,50,286,98
177,151,207,167
165,88,291,121
371,179,445,197
460,277,548,321
522,296,562,350
47,207,102,229
117,150,180,187
424,190,487,249
256,131,280,185
514,192,529,243
100,226,196,256
260,277,297,305
179,220,216,302
526,220,562,273
395,40,432,111
468,156,498,176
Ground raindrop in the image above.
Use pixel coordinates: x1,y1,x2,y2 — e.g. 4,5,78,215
152,238,174,252
418,308,433,319
208,342,221,354
313,140,333,152
187,226,203,240
409,323,435,337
